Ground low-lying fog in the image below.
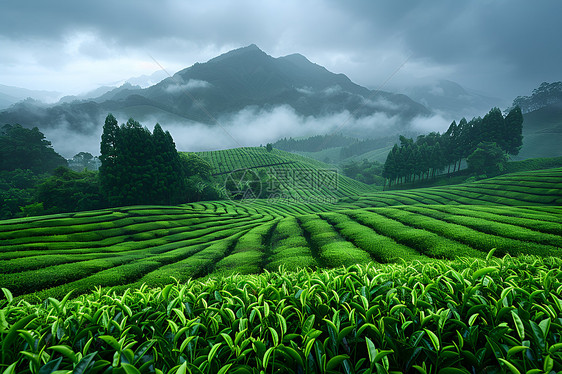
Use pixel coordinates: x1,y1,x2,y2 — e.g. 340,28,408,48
43,105,453,158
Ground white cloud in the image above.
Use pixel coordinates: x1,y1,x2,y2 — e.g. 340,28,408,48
38,102,451,159
322,85,342,96
154,105,405,152
361,97,402,111
165,79,211,93
409,112,453,134
295,87,314,95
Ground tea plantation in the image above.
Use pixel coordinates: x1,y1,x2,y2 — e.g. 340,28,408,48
1,148,562,373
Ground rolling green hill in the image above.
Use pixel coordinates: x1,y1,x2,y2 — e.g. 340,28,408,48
196,147,375,201
1,163,561,301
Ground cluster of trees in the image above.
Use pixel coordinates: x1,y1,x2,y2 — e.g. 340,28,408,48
180,153,221,203
513,81,562,113
382,107,523,188
339,137,395,159
0,124,67,173
273,134,356,152
100,114,220,206
36,167,104,213
0,124,113,218
68,152,100,171
0,124,73,218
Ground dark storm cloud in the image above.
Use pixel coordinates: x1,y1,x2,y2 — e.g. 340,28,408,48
320,1,562,96
0,0,561,99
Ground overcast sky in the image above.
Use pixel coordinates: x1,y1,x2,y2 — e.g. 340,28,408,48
1,0,561,101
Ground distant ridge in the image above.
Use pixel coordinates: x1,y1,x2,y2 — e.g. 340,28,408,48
0,44,428,134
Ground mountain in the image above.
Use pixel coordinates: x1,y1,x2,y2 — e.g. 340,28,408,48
0,84,61,109
125,70,169,88
400,79,503,119
57,71,168,104
0,44,428,135
58,85,118,104
145,44,427,122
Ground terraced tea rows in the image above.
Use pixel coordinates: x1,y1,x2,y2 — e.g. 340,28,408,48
341,168,562,207
1,168,561,301
197,147,330,175
197,147,375,202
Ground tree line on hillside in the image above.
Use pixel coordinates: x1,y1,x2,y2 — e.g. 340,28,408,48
339,136,396,159
0,116,221,219
512,81,562,113
382,107,523,189
273,134,357,152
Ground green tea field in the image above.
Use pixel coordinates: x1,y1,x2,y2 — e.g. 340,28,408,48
1,153,561,300
1,148,562,373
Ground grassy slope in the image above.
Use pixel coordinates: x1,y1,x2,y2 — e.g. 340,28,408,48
1,154,561,300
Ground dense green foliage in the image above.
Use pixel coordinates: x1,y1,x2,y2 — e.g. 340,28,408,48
466,142,508,176
382,107,524,188
1,142,562,372
273,134,358,152
2,255,562,373
0,125,72,219
180,153,221,203
1,167,107,220
0,169,42,219
35,167,105,214
100,115,186,206
0,124,67,173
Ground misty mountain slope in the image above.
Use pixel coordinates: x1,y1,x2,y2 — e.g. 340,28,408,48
401,79,503,119
513,82,562,113
506,82,562,160
0,84,61,109
515,104,562,160
0,44,428,135
144,44,428,122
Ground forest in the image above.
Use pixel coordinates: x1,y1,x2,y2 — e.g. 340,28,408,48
382,106,523,188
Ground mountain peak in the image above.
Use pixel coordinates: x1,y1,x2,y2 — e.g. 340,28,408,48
244,43,261,51
280,53,311,65
207,44,267,64
0,44,429,141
